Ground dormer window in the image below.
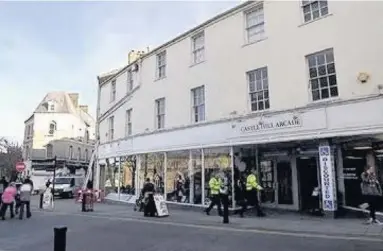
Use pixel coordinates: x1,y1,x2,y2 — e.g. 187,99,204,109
50,104,55,111
49,121,57,135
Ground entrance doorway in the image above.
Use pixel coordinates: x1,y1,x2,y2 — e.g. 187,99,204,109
277,161,293,205
297,157,319,211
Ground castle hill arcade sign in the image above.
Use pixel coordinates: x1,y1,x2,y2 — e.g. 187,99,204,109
239,114,303,134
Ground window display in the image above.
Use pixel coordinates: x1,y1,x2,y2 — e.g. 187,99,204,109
103,158,119,196
190,149,202,204
204,147,232,206
120,156,137,195
139,153,165,195
166,150,189,203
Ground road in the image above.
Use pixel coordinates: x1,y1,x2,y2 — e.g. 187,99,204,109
0,199,382,251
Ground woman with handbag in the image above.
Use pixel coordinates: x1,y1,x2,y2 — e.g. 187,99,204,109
361,166,382,224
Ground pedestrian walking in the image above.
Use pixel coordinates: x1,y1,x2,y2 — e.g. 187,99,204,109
18,180,32,220
0,176,8,208
361,166,382,224
205,173,223,216
0,182,17,220
239,169,265,217
142,178,156,217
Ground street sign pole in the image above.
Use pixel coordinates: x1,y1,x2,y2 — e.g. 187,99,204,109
52,156,57,208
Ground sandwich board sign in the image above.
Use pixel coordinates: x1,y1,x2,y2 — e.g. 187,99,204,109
153,194,169,217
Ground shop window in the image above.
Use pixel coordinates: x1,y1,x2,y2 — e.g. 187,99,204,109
165,150,189,203
120,156,137,195
190,149,203,204
104,158,119,196
139,153,165,195
204,147,232,207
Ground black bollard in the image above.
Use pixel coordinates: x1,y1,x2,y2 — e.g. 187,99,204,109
81,193,86,212
54,227,67,251
222,194,229,224
39,193,44,209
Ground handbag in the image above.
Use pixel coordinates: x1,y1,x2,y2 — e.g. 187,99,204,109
361,181,383,196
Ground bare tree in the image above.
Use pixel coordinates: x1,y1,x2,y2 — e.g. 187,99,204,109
0,138,22,179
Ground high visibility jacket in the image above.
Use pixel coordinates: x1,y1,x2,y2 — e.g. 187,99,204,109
209,177,222,195
246,174,262,191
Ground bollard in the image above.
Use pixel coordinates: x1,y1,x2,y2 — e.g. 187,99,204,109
39,193,44,209
222,194,229,224
81,192,86,212
54,227,67,251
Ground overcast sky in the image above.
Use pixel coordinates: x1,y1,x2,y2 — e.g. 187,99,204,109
0,1,239,143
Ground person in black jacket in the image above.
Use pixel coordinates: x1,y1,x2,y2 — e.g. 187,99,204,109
142,178,156,217
0,177,8,207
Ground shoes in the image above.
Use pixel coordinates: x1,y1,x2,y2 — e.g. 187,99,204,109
204,210,210,216
1,217,4,221
364,218,374,224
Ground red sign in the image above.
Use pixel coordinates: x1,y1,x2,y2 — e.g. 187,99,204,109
15,162,25,172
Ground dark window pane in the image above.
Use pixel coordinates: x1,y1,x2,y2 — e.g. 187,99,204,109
259,101,264,110
256,80,262,90
313,10,320,19
321,7,328,16
309,68,317,78
330,87,338,97
311,79,319,90
250,93,257,102
325,51,334,63
319,1,328,8
304,13,311,22
308,56,316,67
329,75,337,86
318,65,326,76
251,102,258,111
264,90,269,99
256,71,262,80
327,63,335,74
321,88,329,99
317,54,325,65
312,1,319,10
262,79,269,89
303,5,311,14
262,68,268,78
248,72,255,82
249,82,256,92
257,92,264,100
320,77,328,88
265,99,270,109
312,90,320,101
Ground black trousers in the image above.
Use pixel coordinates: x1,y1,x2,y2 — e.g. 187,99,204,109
367,195,380,220
206,195,222,215
144,194,156,217
19,201,31,219
0,202,14,219
239,190,263,216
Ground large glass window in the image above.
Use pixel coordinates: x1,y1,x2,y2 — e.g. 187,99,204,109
139,153,165,195
120,156,137,195
166,150,189,203
204,147,232,206
190,149,203,204
104,158,118,196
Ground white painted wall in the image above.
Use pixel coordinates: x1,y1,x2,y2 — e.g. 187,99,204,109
98,1,383,145
48,139,94,160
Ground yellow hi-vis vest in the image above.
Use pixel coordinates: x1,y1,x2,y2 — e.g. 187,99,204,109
246,174,262,191
209,177,221,195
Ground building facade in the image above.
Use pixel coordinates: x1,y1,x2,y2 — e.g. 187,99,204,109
23,92,96,190
95,1,383,213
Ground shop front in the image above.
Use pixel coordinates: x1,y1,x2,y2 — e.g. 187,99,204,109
96,96,383,214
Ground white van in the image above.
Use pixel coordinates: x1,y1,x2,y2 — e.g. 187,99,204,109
50,176,84,198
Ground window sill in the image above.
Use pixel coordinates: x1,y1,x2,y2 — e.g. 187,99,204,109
307,96,341,106
190,60,205,68
298,13,333,28
154,76,166,82
242,37,268,48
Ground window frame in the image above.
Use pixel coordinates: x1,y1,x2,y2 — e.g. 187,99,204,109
77,147,81,160
48,121,57,135
108,116,115,141
244,4,265,44
125,109,132,137
110,80,116,102
85,149,89,161
191,31,205,64
301,0,329,23
247,66,270,112
69,145,73,160
127,70,133,92
191,85,206,123
46,144,53,158
156,51,167,79
306,48,338,102
155,98,166,129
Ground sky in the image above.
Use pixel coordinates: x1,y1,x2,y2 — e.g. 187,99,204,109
0,0,239,143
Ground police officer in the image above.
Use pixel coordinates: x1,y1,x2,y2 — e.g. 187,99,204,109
240,169,264,217
205,173,223,216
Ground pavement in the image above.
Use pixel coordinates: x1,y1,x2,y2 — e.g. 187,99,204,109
0,196,382,251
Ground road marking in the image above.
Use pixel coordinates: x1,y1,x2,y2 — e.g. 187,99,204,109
33,210,383,242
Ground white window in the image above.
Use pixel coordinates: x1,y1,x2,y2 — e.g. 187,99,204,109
77,147,81,160
127,70,133,92
125,109,132,136
110,80,116,102
85,149,89,161
25,145,30,160
49,121,57,135
46,144,53,158
69,145,73,159
307,49,338,101
155,98,165,129
49,104,55,111
302,0,328,23
248,67,270,111
245,4,265,43
108,116,114,141
192,32,205,64
156,51,166,79
191,86,205,123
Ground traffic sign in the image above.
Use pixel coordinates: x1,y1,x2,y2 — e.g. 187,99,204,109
15,162,25,172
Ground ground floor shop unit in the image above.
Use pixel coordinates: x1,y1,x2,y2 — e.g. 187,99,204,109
96,95,383,215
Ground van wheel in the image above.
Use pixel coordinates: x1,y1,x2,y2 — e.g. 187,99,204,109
68,192,73,198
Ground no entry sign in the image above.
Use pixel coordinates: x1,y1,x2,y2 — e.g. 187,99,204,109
15,162,25,172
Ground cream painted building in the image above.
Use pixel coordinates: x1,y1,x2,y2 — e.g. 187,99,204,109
95,1,383,214
23,92,96,190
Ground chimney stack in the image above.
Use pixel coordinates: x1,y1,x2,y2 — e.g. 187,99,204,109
79,105,88,114
68,93,79,107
